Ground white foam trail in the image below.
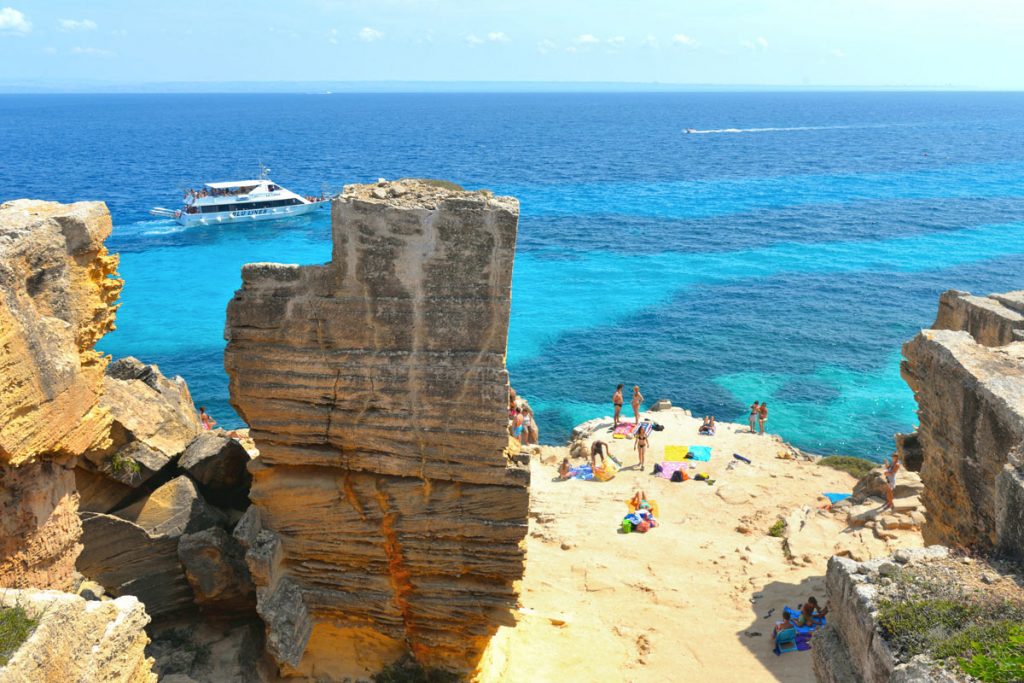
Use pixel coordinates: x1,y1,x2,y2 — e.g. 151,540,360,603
685,125,863,134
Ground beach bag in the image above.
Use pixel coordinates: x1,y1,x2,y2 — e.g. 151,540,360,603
636,520,651,533
670,470,688,482
653,463,663,475
621,518,633,534
652,423,665,431
695,472,709,481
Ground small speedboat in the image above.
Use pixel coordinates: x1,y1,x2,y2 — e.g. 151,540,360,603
150,166,332,227
685,128,697,134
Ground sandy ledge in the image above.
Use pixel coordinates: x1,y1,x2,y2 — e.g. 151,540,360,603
477,407,923,683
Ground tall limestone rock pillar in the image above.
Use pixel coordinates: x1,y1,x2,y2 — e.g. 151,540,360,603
0,200,122,590
224,180,530,679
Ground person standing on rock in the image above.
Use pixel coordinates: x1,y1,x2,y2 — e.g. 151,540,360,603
612,384,624,426
758,402,768,434
199,406,216,430
749,401,760,433
883,455,900,510
631,385,644,425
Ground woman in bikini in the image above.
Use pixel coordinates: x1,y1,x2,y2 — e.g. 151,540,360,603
631,385,644,425
612,384,624,426
634,427,650,470
758,402,768,435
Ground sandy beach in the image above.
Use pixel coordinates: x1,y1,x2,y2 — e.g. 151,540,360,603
477,407,923,683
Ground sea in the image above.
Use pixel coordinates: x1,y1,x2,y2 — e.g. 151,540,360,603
3,91,1024,460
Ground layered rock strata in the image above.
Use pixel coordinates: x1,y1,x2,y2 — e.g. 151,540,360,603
224,180,530,677
0,199,121,591
812,548,960,683
901,289,1024,558
0,588,156,683
933,289,1024,347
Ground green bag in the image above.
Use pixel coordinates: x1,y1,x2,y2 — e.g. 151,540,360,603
621,519,632,534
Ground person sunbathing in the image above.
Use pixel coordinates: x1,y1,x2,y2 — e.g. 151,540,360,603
798,597,827,626
772,615,797,642
629,490,649,511
699,415,717,435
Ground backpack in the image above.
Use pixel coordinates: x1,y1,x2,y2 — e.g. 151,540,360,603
653,463,663,475
695,472,709,481
636,520,651,533
670,470,684,482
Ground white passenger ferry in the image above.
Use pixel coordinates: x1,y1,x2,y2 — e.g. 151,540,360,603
150,167,331,226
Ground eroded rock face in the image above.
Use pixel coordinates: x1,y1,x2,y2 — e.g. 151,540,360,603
224,180,530,677
902,289,1024,559
0,199,121,591
933,289,1024,347
0,588,156,683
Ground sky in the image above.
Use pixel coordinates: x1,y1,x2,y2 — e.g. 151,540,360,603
1,0,1023,90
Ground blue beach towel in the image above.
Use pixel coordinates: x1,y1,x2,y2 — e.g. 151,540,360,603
687,445,712,462
823,492,852,505
569,465,594,481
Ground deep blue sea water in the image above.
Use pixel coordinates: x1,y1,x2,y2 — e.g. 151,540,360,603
3,92,1024,460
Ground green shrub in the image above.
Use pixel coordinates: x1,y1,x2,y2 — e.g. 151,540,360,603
0,604,39,665
934,621,1024,683
879,597,1024,683
371,655,461,683
768,519,786,538
818,455,876,479
108,453,141,478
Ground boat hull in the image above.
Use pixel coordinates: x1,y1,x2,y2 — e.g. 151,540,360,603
176,199,328,226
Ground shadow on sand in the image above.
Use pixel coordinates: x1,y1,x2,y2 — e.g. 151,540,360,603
736,573,829,681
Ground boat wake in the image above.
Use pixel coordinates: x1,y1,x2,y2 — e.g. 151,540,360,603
685,125,865,135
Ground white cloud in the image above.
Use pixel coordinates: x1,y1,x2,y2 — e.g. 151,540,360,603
59,18,96,32
465,33,483,46
671,33,696,46
0,7,30,33
537,38,556,54
575,33,600,45
72,46,114,57
830,48,847,59
357,26,383,42
487,31,509,43
756,36,769,49
641,35,658,48
607,35,625,47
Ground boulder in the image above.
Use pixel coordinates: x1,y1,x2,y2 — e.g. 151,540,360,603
177,527,256,614
78,512,195,618
0,588,155,683
75,465,134,513
114,476,227,538
83,358,202,471
179,433,252,509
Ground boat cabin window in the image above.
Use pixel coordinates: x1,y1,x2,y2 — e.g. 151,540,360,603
268,184,279,192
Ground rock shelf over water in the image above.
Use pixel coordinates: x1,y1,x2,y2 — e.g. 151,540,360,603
224,179,530,677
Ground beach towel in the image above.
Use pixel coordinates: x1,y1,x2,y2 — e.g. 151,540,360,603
569,465,593,481
687,445,712,462
612,422,638,439
637,422,654,437
626,499,660,518
664,445,689,460
657,461,688,480
593,458,619,482
823,492,852,505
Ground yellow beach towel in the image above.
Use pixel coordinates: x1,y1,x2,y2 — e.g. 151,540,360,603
664,445,689,460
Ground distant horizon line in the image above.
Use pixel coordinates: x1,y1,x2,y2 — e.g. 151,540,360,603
0,79,1019,95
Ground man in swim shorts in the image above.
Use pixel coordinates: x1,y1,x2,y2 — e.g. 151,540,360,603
612,384,624,426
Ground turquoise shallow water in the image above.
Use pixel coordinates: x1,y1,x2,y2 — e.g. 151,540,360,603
2,92,1023,459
